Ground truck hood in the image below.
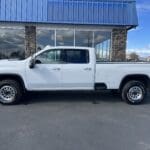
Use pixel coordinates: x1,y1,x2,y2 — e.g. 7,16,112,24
0,59,26,67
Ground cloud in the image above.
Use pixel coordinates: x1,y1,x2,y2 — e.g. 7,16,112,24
127,47,150,57
129,27,142,32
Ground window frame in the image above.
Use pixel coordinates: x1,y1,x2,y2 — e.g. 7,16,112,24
36,49,90,64
35,49,65,64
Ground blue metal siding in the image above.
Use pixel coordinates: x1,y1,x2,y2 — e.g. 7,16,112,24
0,0,138,26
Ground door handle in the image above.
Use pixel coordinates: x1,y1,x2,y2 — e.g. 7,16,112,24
52,68,61,71
84,68,92,71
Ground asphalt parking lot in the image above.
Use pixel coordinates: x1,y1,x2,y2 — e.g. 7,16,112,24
0,91,150,150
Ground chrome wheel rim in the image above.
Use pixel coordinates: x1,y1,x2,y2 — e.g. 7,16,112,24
127,86,143,102
0,85,16,102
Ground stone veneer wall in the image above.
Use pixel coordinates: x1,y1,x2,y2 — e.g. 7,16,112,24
111,28,127,61
25,26,36,58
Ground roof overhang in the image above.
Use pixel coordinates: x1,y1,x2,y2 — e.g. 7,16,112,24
0,0,138,28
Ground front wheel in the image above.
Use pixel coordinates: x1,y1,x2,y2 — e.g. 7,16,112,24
0,79,22,105
121,81,146,105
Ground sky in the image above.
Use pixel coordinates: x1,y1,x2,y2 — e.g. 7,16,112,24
127,0,150,57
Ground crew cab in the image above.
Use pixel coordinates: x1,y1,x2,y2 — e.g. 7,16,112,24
0,46,149,105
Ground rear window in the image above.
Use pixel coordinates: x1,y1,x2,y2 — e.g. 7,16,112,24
64,49,89,64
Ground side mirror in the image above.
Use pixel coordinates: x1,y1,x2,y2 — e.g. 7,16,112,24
29,57,35,69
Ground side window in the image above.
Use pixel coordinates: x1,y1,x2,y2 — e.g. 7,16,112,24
36,50,63,64
65,49,89,64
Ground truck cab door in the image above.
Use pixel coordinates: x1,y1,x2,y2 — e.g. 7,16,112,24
61,49,95,90
26,49,63,90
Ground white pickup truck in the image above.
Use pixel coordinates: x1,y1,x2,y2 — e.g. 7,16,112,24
0,46,149,105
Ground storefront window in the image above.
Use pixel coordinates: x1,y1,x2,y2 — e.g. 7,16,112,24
56,30,74,46
36,27,112,61
94,31,111,62
37,29,55,50
75,31,93,47
0,27,25,60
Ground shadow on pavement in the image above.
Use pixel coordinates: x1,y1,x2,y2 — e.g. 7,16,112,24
21,91,150,105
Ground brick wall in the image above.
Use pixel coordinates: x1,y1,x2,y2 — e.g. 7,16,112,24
25,26,36,58
111,28,127,61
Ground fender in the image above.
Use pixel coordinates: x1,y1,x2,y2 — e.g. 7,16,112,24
119,74,150,91
0,73,26,91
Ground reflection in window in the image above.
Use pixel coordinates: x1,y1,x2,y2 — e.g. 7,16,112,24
75,31,93,47
36,28,112,61
94,31,111,62
65,49,89,64
36,50,62,64
37,29,55,50
56,30,74,46
0,27,25,60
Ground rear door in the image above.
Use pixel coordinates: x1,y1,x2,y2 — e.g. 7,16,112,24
61,49,95,90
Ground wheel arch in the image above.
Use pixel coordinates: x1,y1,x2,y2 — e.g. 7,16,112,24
119,74,150,91
0,74,26,92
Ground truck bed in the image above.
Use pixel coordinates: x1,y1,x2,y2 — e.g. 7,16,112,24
96,63,150,89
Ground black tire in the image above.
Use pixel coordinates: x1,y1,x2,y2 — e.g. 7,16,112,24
121,81,146,105
0,79,23,105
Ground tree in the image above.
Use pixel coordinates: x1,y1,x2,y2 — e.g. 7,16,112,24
115,50,126,61
129,52,139,61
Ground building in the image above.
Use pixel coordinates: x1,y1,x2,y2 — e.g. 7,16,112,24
0,0,138,61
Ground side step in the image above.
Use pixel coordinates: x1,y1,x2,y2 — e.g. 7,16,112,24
95,83,107,90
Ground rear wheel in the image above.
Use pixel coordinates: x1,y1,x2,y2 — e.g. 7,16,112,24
121,81,146,104
0,79,22,105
